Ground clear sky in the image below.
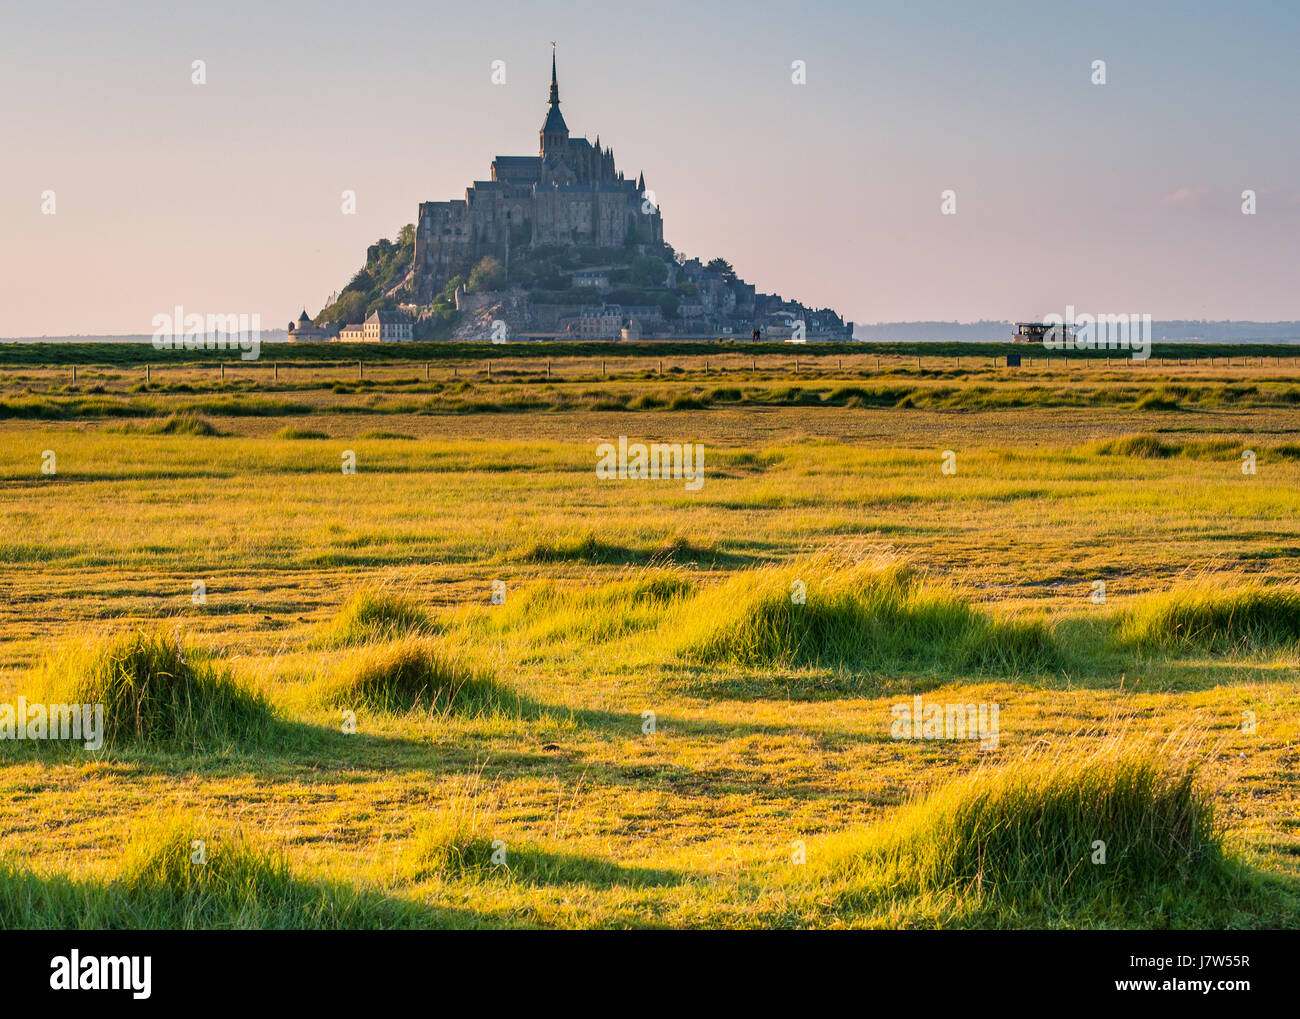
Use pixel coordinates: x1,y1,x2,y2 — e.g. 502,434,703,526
3,0,1298,336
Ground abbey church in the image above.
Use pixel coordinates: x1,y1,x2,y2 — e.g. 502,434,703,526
413,53,664,303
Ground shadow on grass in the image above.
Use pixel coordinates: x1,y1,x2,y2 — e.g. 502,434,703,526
513,535,755,569
662,614,1296,702
491,847,681,889
0,860,530,930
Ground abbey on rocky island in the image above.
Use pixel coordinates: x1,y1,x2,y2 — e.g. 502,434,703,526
413,51,664,304
294,50,854,343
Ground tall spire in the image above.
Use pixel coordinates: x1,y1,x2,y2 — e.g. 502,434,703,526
540,43,569,156
549,43,559,107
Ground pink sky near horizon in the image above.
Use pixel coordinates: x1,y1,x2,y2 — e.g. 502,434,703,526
3,0,1298,337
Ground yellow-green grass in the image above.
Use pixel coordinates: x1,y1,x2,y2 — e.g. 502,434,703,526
14,629,275,752
0,359,1297,928
0,813,432,929
105,412,225,436
1120,579,1300,653
796,736,1293,927
317,584,435,647
679,556,1061,677
308,637,500,715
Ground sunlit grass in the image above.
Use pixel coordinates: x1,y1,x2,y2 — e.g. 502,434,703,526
1121,579,1300,653
679,556,1063,676
25,629,275,751
798,734,1294,927
319,584,435,647
0,360,1297,928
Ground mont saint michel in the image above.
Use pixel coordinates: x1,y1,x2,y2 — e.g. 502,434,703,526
296,52,853,343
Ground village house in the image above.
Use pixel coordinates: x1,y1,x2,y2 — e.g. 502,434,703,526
361,309,413,342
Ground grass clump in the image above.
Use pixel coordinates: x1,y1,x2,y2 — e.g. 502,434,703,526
273,426,330,439
817,738,1249,924
681,557,1061,676
313,637,496,713
121,816,290,902
1095,434,1179,458
0,815,433,928
404,814,672,890
106,412,224,436
319,585,434,647
1094,434,1239,459
408,814,504,879
32,629,275,750
497,569,695,644
518,532,713,565
1133,392,1182,412
1120,580,1300,652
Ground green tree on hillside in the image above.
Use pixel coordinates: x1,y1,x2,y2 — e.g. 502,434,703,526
705,258,737,284
345,268,375,294
630,254,668,288
468,256,505,292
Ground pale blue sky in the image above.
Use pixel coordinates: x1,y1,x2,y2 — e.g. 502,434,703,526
3,0,1297,334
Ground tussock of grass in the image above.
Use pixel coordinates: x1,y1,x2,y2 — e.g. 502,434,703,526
0,816,431,928
106,412,224,436
1121,580,1300,652
1094,434,1239,458
819,738,1238,922
518,533,714,565
405,816,676,889
320,585,434,647
312,637,496,713
497,569,694,643
1133,392,1182,411
1096,434,1179,458
273,426,330,439
33,629,275,749
681,557,1061,675
408,815,502,878
122,816,290,898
